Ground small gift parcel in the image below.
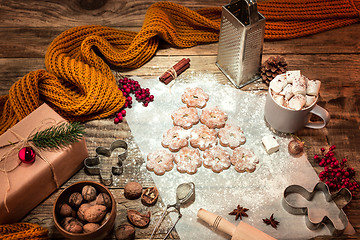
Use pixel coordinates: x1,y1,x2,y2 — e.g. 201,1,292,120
0,103,88,224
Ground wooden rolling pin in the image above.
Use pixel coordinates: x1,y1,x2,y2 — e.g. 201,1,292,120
197,208,277,240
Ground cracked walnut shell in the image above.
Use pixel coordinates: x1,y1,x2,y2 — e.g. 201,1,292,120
127,210,151,228
141,186,159,206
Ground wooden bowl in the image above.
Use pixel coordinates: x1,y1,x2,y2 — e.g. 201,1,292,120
53,181,116,240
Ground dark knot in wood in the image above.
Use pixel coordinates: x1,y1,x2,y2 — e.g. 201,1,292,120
79,0,107,10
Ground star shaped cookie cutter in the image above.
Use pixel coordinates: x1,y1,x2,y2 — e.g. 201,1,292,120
84,140,128,186
282,182,352,236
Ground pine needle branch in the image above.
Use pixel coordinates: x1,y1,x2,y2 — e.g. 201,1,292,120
30,122,85,149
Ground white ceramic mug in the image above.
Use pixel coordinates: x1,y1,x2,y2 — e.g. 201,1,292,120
264,88,330,133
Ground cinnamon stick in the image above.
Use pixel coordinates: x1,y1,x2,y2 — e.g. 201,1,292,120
163,63,190,85
159,58,190,84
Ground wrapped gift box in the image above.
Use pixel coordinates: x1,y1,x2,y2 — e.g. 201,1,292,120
0,103,88,224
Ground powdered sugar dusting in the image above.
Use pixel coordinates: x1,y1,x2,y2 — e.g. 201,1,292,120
126,73,334,239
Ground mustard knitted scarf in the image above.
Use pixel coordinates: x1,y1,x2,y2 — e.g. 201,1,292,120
0,0,359,135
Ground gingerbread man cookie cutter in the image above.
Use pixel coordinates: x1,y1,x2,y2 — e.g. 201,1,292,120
84,140,128,186
282,182,352,236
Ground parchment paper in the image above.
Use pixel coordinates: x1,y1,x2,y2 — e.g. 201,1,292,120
125,73,352,240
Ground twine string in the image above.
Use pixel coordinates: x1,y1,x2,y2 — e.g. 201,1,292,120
0,120,61,213
166,67,179,93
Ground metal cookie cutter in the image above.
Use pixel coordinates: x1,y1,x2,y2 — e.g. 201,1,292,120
150,182,195,240
84,140,128,186
282,182,352,236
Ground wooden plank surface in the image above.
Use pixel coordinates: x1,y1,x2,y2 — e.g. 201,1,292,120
0,0,359,239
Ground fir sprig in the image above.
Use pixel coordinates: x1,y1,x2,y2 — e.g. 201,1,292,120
30,122,85,149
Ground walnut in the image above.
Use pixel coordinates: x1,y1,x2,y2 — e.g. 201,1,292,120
127,210,151,228
82,185,97,201
77,203,92,221
288,138,304,156
141,187,159,206
115,223,135,240
62,217,83,233
59,203,75,217
83,223,100,233
124,182,142,200
84,204,107,223
96,193,112,209
68,192,83,208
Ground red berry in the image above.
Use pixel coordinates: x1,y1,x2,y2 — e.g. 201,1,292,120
144,102,149,107
114,118,120,124
121,109,126,116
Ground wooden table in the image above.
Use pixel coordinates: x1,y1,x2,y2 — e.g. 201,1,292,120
1,0,359,239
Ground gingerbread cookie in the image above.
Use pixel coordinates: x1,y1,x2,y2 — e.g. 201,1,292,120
203,146,231,173
147,149,174,176
171,106,199,129
181,87,209,109
230,147,259,173
174,147,202,174
218,124,246,149
161,126,188,152
200,106,228,129
190,125,217,151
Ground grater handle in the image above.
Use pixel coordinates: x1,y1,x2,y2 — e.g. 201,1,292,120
229,0,259,25
248,0,259,24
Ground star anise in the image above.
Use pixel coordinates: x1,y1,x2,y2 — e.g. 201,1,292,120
262,214,279,229
229,205,249,220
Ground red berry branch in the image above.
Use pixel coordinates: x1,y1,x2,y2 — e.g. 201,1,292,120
114,76,154,124
314,145,359,195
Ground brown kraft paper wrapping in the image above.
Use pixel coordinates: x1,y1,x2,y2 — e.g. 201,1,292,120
0,103,88,224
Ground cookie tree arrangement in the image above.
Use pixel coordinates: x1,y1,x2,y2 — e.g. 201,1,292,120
146,87,259,176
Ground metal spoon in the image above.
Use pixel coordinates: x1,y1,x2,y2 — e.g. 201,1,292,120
150,182,195,240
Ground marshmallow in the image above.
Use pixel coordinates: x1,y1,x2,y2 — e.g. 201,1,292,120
288,94,306,110
286,70,301,84
262,135,279,154
305,95,317,107
280,84,294,100
269,74,287,93
272,93,285,106
292,75,307,95
307,80,321,96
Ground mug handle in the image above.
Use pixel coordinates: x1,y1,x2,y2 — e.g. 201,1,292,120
305,105,330,129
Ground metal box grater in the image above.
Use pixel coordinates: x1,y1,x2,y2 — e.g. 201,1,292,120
216,0,265,88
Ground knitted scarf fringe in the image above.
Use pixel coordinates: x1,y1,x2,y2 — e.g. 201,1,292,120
0,0,359,134
0,222,48,240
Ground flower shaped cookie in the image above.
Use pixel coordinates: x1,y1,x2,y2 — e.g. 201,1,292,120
203,146,231,173
171,106,199,129
200,106,228,129
181,87,209,109
174,147,202,174
190,125,217,151
231,147,259,173
161,126,188,152
147,149,174,176
218,124,246,149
